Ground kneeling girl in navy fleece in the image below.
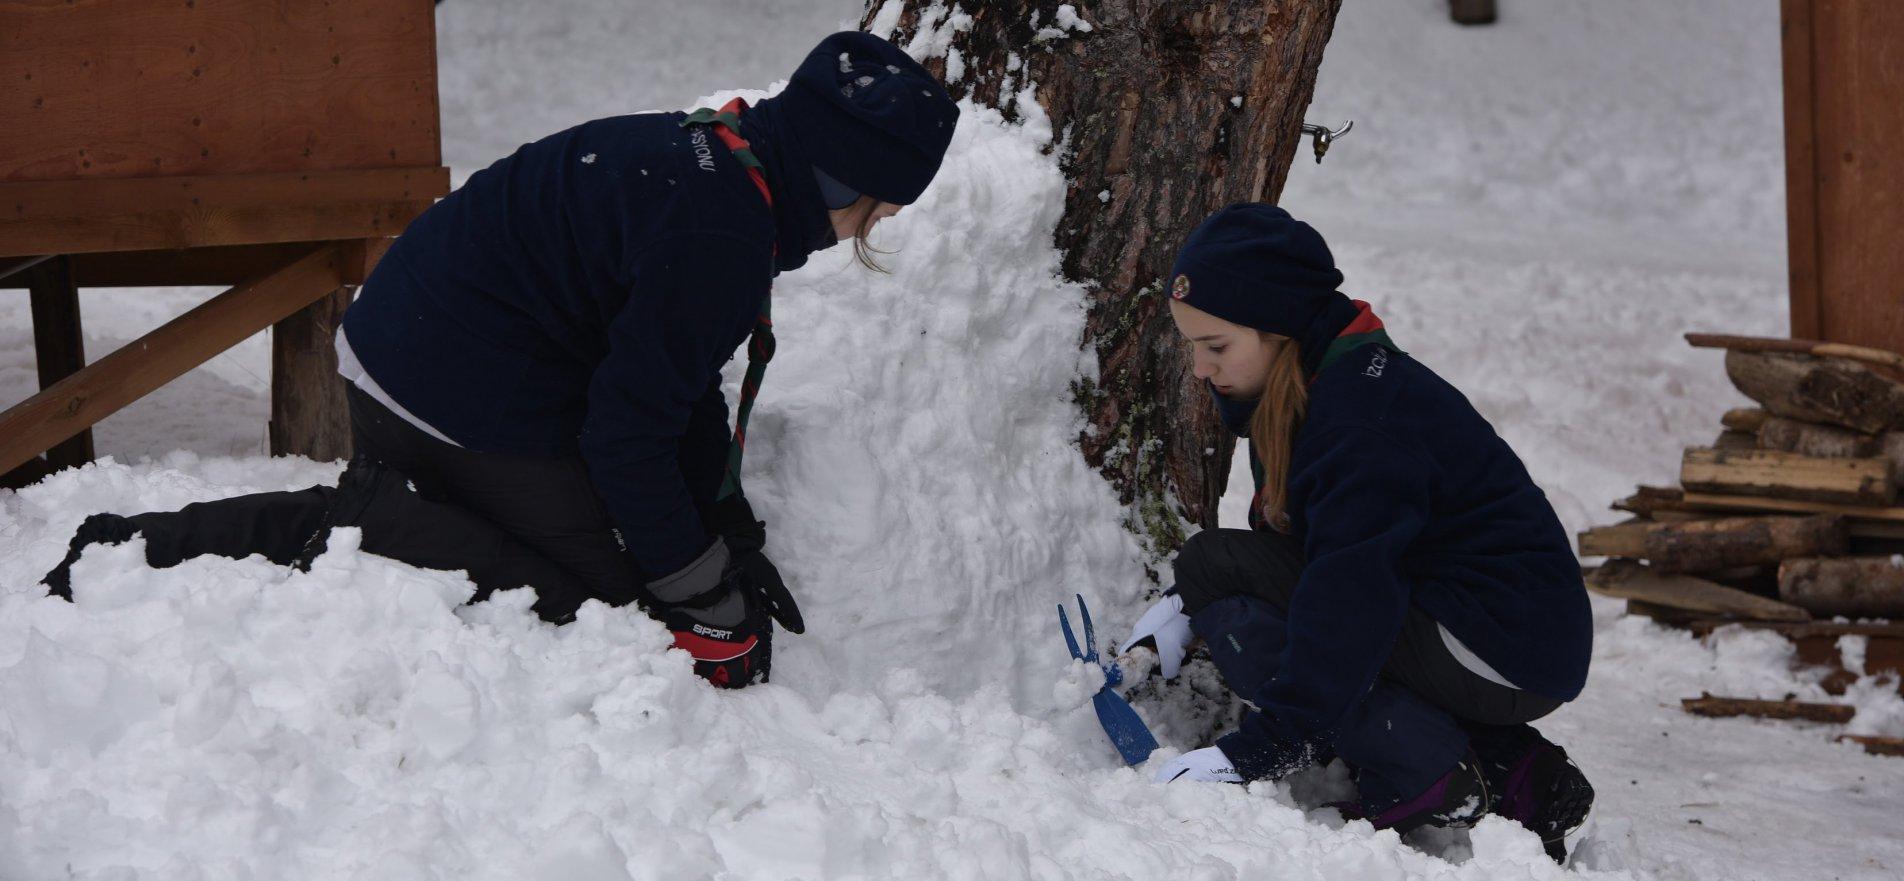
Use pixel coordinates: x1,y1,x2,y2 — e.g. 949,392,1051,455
1120,204,1595,861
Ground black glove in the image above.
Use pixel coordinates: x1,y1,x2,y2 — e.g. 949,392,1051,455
702,494,804,634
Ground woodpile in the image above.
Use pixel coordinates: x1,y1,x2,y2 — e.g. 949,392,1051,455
1581,333,1904,717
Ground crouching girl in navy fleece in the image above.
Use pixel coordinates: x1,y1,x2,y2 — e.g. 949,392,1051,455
1120,204,1595,862
41,33,958,691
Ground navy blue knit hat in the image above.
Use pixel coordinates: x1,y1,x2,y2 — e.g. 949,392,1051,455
1169,203,1358,376
778,32,959,206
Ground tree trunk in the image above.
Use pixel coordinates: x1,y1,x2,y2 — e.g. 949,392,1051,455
1779,556,1904,617
861,1,1342,556
1724,350,1904,434
1577,514,1847,574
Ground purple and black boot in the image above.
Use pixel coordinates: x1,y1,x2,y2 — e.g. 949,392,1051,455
1470,724,1595,863
1343,752,1493,836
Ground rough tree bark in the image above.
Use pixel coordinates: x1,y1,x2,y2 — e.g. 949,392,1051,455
860,0,1342,557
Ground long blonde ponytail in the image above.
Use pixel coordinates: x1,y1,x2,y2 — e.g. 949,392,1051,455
1248,340,1309,532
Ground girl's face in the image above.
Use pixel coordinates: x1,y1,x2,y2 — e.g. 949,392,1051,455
829,198,902,242
1168,300,1288,400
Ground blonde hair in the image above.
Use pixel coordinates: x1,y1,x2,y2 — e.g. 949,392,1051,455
844,196,892,273
1248,339,1309,532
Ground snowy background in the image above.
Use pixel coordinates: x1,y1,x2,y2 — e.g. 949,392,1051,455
3,0,1903,879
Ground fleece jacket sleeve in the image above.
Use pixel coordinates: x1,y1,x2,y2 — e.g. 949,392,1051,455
1217,424,1434,780
679,373,736,517
579,233,766,582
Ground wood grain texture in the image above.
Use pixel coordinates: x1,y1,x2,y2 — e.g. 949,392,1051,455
1779,555,1904,617
26,255,93,469
0,0,442,182
0,198,435,257
1587,559,1811,622
1780,0,1904,353
1682,446,1896,506
270,285,353,461
1578,515,1846,574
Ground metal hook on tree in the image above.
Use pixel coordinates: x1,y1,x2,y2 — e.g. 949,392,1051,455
1301,120,1353,163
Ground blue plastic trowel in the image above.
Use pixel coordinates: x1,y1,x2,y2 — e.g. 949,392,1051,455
1058,594,1160,765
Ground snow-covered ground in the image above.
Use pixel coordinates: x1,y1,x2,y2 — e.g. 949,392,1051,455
4,1,1903,878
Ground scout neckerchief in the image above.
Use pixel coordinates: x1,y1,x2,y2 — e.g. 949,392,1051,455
1242,298,1405,530
680,98,775,502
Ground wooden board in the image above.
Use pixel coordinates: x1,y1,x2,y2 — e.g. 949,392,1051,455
0,246,344,476
1678,490,1904,524
1577,515,1845,574
1588,560,1811,622
1782,0,1904,355
0,169,445,257
1682,446,1895,506
0,0,441,182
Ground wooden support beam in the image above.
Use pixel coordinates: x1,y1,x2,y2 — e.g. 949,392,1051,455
1588,559,1811,621
26,255,93,470
0,246,344,477
270,284,354,462
1578,514,1846,573
1779,556,1904,617
1682,446,1896,507
1682,694,1854,724
1688,333,1904,373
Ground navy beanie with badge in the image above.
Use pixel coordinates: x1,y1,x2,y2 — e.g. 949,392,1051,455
778,32,960,206
1168,203,1360,377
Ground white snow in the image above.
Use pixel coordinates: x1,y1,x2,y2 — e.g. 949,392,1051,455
3,0,1902,879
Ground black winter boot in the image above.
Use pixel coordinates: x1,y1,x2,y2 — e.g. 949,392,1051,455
1468,724,1594,863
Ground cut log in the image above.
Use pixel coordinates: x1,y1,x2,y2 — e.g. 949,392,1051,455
1839,734,1904,757
1758,415,1882,458
1722,407,1770,433
1714,430,1757,451
1682,694,1855,724
1590,559,1810,621
1681,446,1896,507
1577,515,1846,573
1723,350,1904,434
1778,556,1904,617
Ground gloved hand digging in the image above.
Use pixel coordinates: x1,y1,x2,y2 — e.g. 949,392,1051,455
649,494,803,689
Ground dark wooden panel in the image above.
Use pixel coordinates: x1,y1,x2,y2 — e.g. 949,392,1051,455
0,0,441,182
0,199,434,258
1783,0,1904,354
0,238,397,288
0,245,343,476
1,168,449,221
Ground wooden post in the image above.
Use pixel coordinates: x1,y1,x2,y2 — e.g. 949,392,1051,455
270,285,355,461
1782,0,1904,354
27,255,93,469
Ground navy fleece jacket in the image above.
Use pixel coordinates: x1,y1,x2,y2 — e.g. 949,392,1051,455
342,105,830,584
1215,343,1593,779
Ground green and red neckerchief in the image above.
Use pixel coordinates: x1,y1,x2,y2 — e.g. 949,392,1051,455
1244,299,1404,530
680,98,775,502
1312,299,1400,381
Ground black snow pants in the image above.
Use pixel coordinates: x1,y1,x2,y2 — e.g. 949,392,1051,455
51,384,640,623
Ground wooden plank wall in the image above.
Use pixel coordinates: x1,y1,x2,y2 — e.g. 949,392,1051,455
1782,0,1904,354
0,0,441,182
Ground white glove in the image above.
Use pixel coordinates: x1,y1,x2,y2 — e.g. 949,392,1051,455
1119,593,1192,679
1153,747,1244,784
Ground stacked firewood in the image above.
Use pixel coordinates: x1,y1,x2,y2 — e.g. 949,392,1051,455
1577,334,1904,755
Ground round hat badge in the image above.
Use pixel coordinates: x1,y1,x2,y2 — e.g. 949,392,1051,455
1171,274,1191,300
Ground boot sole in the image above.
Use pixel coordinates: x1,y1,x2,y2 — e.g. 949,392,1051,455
1536,764,1595,863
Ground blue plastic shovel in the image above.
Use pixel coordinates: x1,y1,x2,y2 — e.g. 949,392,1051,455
1058,594,1160,765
